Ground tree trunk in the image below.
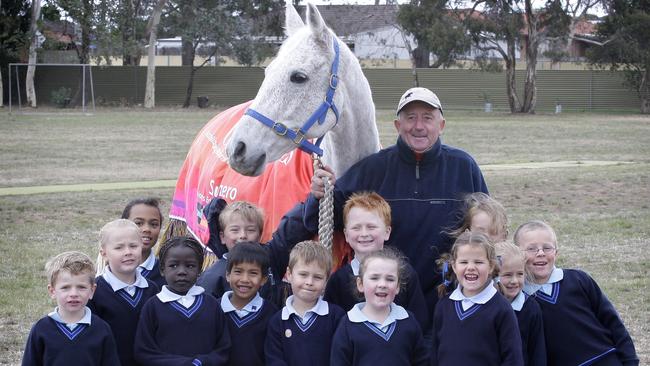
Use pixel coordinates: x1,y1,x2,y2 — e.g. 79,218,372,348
521,0,538,114
144,0,167,109
26,0,41,108
121,0,138,65
505,35,521,113
413,43,430,68
183,66,197,108
78,0,92,64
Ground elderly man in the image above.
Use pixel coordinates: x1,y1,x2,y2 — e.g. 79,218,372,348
307,87,488,318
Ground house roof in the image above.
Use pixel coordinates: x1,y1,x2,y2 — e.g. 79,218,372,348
298,5,399,36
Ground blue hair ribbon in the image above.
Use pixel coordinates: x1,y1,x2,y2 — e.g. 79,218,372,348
442,261,451,287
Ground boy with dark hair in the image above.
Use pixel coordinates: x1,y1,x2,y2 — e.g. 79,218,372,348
220,242,278,366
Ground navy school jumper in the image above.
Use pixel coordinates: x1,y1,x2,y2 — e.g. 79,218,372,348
134,294,231,366
431,292,523,366
515,295,546,366
530,269,638,366
140,259,166,288
330,309,429,366
88,275,159,366
220,297,277,366
305,137,488,317
21,315,120,366
264,303,345,366
324,262,429,331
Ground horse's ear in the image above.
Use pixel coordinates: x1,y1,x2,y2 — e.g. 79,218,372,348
306,3,328,42
284,4,304,37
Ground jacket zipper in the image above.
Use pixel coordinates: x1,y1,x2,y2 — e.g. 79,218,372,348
415,161,420,194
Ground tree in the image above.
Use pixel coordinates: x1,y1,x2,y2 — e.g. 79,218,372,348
163,0,282,107
398,0,471,68
26,0,41,107
0,0,31,106
55,0,94,64
465,0,524,112
588,0,649,113
144,0,168,108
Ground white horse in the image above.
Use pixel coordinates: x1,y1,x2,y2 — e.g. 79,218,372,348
227,3,381,178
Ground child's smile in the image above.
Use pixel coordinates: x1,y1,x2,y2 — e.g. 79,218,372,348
517,229,557,284
227,262,267,308
452,244,493,297
498,256,525,302
357,258,400,314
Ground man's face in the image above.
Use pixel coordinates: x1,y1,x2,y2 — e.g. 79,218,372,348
394,101,445,153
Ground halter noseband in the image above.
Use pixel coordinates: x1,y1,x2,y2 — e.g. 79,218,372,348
244,38,341,157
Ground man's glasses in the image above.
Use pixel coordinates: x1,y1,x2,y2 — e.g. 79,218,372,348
524,246,556,254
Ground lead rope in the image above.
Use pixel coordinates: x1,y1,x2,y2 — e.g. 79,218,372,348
314,157,334,251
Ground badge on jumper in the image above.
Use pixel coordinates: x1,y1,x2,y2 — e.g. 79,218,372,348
285,329,292,338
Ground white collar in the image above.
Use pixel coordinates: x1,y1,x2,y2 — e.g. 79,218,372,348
510,290,526,311
281,295,329,320
347,302,408,329
102,267,149,291
138,251,156,271
220,291,264,313
524,267,564,296
450,283,497,310
157,285,204,303
48,306,92,329
350,257,361,276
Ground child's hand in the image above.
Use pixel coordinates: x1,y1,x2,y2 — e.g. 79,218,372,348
203,198,228,256
311,165,336,199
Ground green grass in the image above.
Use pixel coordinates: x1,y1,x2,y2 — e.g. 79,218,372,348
1,108,649,365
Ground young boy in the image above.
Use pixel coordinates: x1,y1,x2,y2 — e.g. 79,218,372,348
514,220,638,366
22,251,120,365
265,240,345,366
323,192,429,332
197,199,312,308
88,219,160,366
220,242,279,366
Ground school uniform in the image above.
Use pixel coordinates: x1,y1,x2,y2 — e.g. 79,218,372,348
523,268,638,366
265,296,345,366
330,303,429,366
134,285,231,366
324,257,429,331
88,268,159,366
509,290,546,366
21,306,120,366
138,250,166,288
220,291,278,366
431,284,523,366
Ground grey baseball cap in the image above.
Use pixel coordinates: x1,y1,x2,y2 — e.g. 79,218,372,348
396,87,443,115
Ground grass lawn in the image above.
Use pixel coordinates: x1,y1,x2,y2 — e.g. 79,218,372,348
1,107,649,365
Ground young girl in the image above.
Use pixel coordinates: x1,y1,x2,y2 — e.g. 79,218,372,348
514,220,638,366
122,198,165,287
330,247,429,366
432,231,523,366
451,192,508,242
134,236,231,365
88,219,160,366
495,240,546,366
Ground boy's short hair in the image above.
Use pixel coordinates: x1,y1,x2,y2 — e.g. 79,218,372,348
46,251,96,286
343,191,391,227
288,240,332,276
226,241,270,275
219,201,264,233
513,220,558,247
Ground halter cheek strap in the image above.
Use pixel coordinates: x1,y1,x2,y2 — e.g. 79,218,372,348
244,38,341,157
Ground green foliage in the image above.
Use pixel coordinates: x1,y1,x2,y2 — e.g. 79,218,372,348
0,0,31,89
587,0,650,112
397,0,471,68
50,87,72,108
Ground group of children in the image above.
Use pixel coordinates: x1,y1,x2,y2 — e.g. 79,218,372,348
22,192,638,365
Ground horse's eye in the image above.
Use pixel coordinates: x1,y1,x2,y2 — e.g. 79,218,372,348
290,72,308,83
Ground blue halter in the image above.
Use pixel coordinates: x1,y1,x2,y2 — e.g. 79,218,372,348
244,38,341,157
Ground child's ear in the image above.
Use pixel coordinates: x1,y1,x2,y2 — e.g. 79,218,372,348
47,284,56,299
89,283,97,299
356,276,364,293
384,226,392,241
219,231,225,243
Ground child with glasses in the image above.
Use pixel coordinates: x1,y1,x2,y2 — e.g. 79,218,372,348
514,220,638,366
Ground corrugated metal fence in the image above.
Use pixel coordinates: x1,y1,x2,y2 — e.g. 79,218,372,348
14,65,639,112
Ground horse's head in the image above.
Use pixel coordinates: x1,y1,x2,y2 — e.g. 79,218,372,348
227,3,345,176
